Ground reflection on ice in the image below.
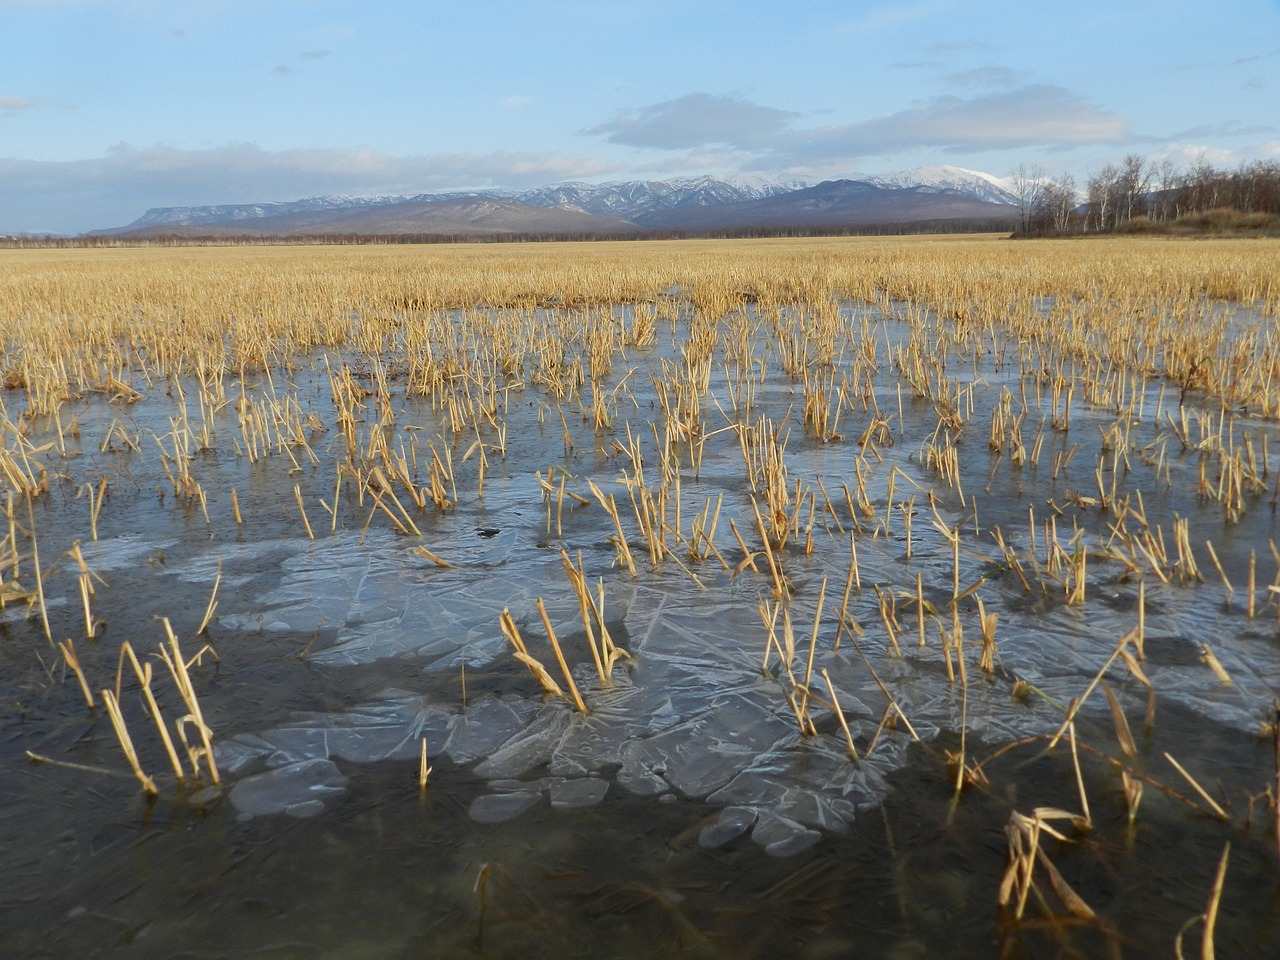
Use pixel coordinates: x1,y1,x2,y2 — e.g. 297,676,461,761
229,758,349,819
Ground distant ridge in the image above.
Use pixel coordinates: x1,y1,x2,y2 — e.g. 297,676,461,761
92,165,1021,238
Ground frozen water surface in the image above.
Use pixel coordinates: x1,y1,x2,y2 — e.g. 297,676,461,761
201,509,1280,853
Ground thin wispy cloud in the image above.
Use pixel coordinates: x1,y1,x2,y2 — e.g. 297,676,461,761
1170,120,1276,139
837,1,957,39
929,41,990,55
1232,46,1280,66
942,66,1030,89
1,95,51,113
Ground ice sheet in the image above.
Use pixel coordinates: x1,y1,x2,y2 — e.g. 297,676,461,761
195,502,1280,854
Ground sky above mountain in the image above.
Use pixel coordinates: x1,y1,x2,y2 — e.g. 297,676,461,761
2,0,1278,234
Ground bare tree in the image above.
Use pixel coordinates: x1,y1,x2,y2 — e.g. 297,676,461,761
1009,163,1047,234
1116,154,1152,224
1151,159,1177,221
1086,163,1120,231
1034,174,1078,233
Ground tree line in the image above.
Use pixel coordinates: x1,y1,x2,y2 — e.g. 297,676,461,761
1013,155,1280,235
3,217,1024,249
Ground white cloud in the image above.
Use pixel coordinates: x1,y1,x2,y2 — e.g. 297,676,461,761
765,86,1128,165
1149,143,1237,169
584,87,1129,168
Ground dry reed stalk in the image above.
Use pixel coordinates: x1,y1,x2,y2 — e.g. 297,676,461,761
1199,644,1232,684
796,577,827,725
1047,627,1138,750
1176,843,1231,960
1119,648,1158,735
832,537,863,651
1100,680,1137,760
157,619,219,785
58,639,95,709
1164,753,1230,821
196,562,221,635
975,598,998,674
80,477,108,541
419,737,431,790
1122,769,1144,828
25,497,51,642
873,584,902,657
750,497,788,598
1068,722,1092,829
845,633,922,743
536,598,587,714
1202,843,1231,960
586,480,637,577
115,640,185,781
25,751,132,779
726,518,761,576
498,608,566,702
759,598,782,677
369,466,424,535
67,541,104,638
1249,550,1257,618
101,688,158,795
820,668,858,761
369,493,410,536
916,573,928,649
814,476,844,533
561,550,606,684
1136,579,1146,660
412,545,454,568
999,808,1095,925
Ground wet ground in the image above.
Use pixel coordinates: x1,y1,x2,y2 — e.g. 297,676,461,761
3,297,1280,957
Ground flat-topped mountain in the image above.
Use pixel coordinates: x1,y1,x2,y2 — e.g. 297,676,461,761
95,165,1021,237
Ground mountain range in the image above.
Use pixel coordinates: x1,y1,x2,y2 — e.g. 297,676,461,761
94,166,1023,238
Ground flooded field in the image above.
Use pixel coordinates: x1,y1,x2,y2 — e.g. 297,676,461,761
3,236,1280,957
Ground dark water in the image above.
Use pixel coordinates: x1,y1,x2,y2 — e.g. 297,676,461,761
3,300,1280,957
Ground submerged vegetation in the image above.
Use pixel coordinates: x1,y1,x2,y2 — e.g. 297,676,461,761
4,235,1280,957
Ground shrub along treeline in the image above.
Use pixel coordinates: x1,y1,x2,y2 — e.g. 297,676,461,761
1020,155,1280,236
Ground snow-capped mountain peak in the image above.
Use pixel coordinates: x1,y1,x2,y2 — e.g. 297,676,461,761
865,165,1019,205
107,166,1021,235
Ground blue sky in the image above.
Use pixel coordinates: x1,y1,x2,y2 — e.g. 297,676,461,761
2,0,1278,233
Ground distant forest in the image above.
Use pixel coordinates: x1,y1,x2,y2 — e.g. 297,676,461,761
1014,156,1280,236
